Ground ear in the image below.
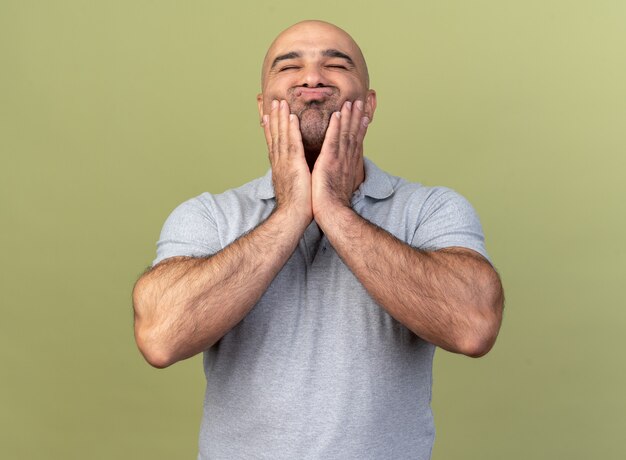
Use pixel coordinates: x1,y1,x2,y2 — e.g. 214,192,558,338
365,90,377,122
256,93,265,123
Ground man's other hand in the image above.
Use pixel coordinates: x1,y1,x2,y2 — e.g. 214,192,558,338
262,99,313,228
312,99,369,225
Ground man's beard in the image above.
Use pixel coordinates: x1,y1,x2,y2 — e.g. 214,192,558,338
287,88,341,168
297,104,335,152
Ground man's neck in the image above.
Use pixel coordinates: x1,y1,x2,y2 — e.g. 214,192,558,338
305,150,318,172
306,149,366,194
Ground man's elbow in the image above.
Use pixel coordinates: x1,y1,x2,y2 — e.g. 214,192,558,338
461,279,504,358
133,281,176,369
141,349,176,370
134,324,177,369
459,327,499,358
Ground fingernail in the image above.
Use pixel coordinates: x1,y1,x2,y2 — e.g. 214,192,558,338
271,100,278,109
263,115,269,125
345,101,352,110
289,114,295,122
355,100,364,111
362,116,370,127
280,100,286,108
335,111,341,119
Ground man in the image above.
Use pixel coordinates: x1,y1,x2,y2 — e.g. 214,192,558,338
133,20,504,460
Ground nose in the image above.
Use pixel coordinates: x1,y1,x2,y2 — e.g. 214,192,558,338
301,64,327,88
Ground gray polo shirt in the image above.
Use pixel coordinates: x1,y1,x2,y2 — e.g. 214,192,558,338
153,158,490,460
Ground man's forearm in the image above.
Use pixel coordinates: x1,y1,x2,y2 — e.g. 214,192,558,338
316,205,504,357
133,208,309,368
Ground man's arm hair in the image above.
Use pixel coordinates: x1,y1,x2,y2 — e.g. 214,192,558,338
317,205,504,358
132,208,308,368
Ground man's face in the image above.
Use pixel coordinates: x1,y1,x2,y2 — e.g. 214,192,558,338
258,21,376,152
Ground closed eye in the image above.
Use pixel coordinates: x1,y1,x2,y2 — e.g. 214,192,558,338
279,66,299,71
327,65,348,69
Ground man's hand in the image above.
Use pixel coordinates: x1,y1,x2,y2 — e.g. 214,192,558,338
311,100,369,227
262,99,313,228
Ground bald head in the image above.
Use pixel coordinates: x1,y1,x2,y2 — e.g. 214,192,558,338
257,20,376,163
261,20,370,90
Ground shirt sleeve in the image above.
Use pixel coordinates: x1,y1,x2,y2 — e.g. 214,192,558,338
152,195,222,267
410,187,492,265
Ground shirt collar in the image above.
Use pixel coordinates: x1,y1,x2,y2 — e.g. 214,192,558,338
359,157,395,200
256,156,395,201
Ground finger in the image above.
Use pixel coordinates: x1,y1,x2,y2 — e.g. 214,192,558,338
269,99,279,155
323,110,342,158
339,100,356,155
339,100,352,134
349,100,365,142
288,113,304,155
262,115,272,152
278,100,290,156
357,115,370,147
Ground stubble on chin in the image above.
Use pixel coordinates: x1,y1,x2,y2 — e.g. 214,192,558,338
294,103,338,153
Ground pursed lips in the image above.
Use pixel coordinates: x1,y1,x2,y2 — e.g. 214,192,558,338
293,87,335,101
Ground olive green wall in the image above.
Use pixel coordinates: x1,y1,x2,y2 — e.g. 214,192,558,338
2,1,624,458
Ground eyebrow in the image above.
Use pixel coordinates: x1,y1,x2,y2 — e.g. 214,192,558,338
270,49,355,69
322,49,355,66
270,51,301,69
